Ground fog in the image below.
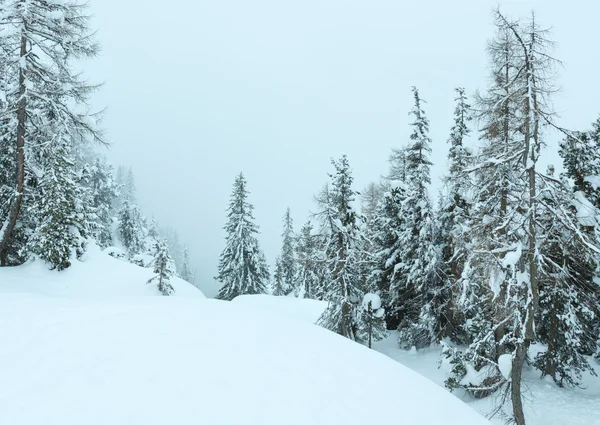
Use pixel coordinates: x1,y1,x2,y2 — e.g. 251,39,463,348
84,0,600,297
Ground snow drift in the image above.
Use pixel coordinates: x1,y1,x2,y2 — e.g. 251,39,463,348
0,244,204,298
0,294,491,425
231,293,327,324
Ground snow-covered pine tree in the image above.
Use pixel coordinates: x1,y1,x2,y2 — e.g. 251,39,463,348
26,144,95,270
179,246,193,283
394,87,442,350
148,217,159,239
533,167,598,387
215,173,270,300
315,156,366,341
369,178,407,331
147,239,175,296
272,256,285,296
437,87,473,344
559,116,600,209
277,208,296,296
293,220,323,299
118,199,146,258
88,157,118,248
164,228,184,271
0,0,101,265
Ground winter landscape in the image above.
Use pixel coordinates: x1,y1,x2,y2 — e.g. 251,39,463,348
0,0,599,424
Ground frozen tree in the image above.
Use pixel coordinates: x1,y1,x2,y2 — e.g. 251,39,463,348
215,173,270,300
293,220,323,299
26,144,94,270
315,156,367,341
446,12,594,425
437,87,473,344
559,116,600,209
118,199,146,257
87,157,118,248
277,208,296,295
179,246,193,283
272,256,285,296
359,293,386,349
393,87,442,349
147,239,175,296
533,169,598,387
0,0,101,265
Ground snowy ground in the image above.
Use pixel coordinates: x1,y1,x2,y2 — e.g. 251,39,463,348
0,295,489,425
374,336,600,425
0,244,204,298
231,295,600,425
0,257,595,425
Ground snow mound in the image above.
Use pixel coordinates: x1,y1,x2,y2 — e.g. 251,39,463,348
0,244,204,298
0,296,491,425
231,294,327,324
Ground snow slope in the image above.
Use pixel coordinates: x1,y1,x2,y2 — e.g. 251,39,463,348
232,294,328,323
0,295,490,425
234,295,600,425
0,244,204,298
374,334,600,425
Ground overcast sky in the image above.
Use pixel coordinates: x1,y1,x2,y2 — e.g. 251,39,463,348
83,0,600,297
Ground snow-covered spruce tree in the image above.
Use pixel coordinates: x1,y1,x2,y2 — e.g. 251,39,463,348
369,178,407,331
277,207,296,295
559,116,600,209
558,117,600,360
215,173,270,300
87,157,118,248
315,156,366,341
147,239,175,296
118,199,146,258
164,227,184,272
358,293,386,349
26,144,95,270
272,256,285,296
533,167,598,387
293,220,322,299
437,87,473,344
393,87,443,350
179,246,193,283
0,0,101,265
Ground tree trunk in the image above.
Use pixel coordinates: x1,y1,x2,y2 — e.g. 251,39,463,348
0,30,27,266
511,342,527,425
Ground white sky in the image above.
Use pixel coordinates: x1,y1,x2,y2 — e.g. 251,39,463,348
84,0,600,297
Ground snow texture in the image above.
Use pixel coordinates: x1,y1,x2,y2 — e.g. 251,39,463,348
0,295,490,425
498,353,513,381
0,244,204,298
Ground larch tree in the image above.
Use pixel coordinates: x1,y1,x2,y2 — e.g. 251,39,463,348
215,173,270,301
0,0,102,265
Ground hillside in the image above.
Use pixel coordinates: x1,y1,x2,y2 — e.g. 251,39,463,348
0,245,205,298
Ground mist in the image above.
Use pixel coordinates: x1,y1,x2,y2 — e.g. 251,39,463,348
83,0,600,297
